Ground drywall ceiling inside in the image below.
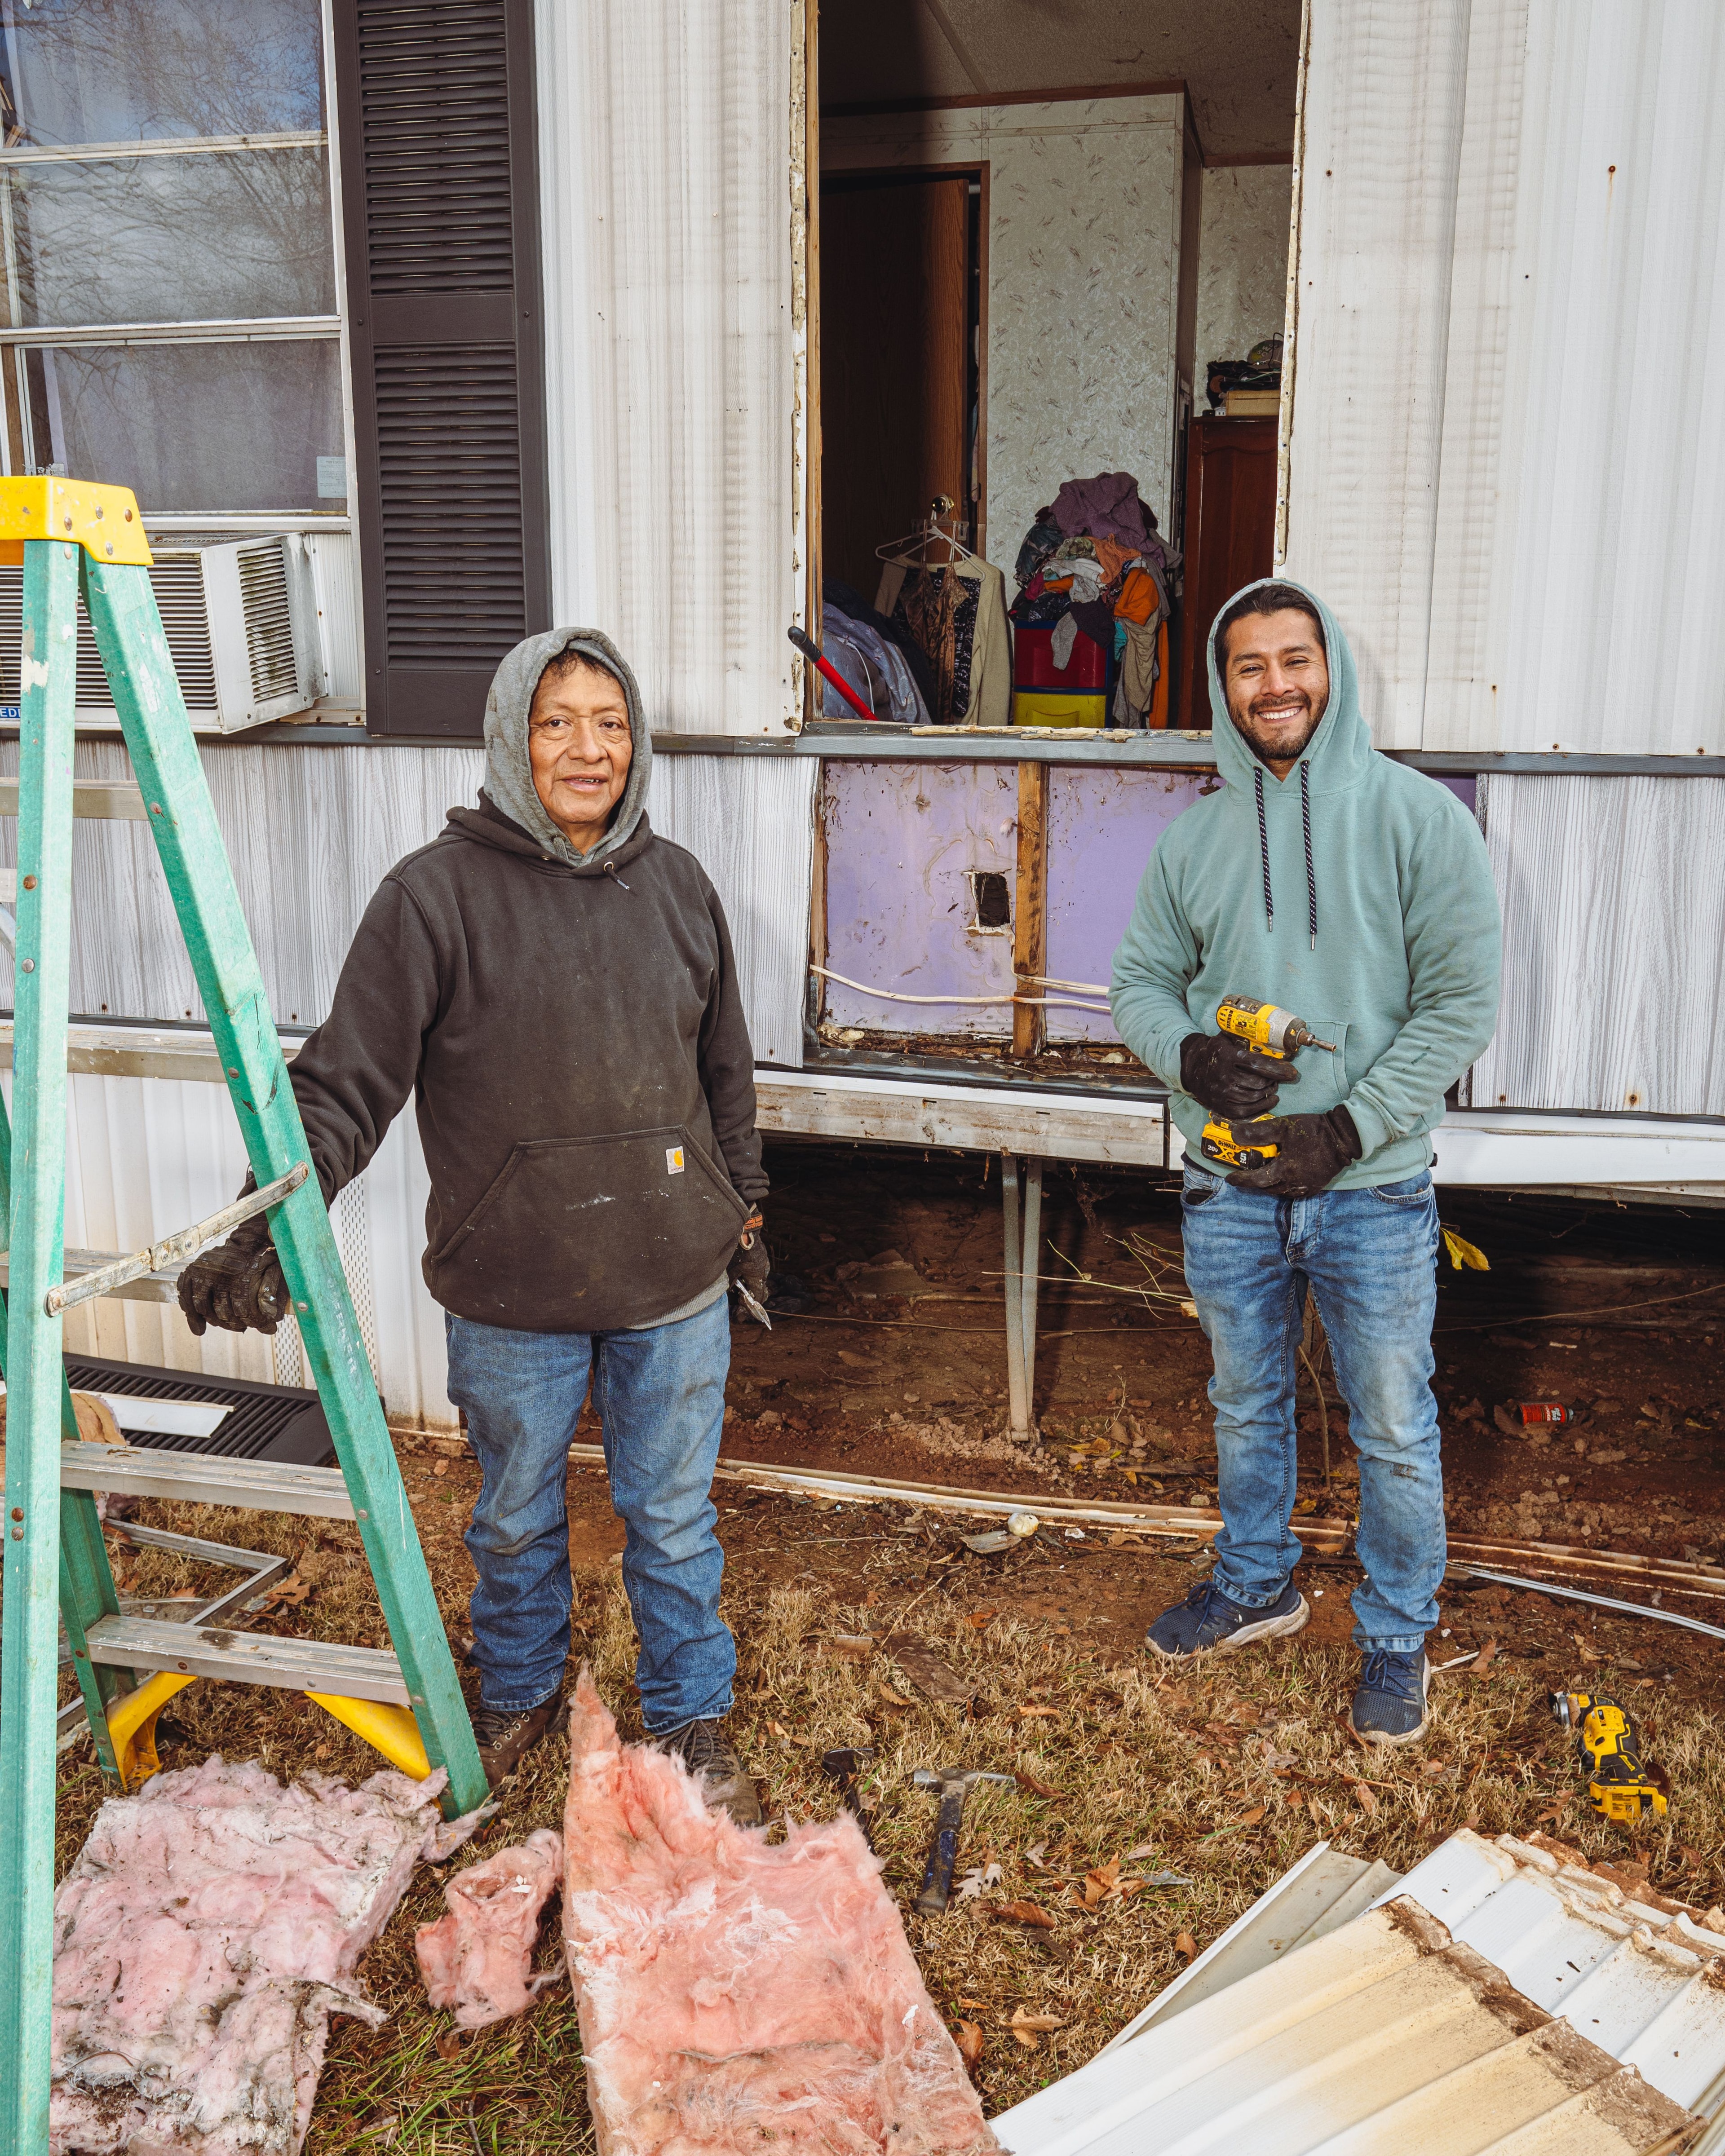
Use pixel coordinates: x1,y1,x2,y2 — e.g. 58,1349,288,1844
818,0,1300,163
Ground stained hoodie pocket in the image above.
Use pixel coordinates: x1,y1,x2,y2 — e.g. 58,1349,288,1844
432,1125,748,1297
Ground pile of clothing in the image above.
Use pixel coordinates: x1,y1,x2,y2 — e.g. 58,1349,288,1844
1012,470,1180,728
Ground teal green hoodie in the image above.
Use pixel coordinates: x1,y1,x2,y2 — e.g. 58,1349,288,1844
1110,578,1501,1188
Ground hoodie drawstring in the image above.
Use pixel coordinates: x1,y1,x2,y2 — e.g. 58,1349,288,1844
603,860,631,892
1252,761,1318,948
1253,767,1273,933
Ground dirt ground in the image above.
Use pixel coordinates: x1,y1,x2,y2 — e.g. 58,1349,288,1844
47,1139,1725,2153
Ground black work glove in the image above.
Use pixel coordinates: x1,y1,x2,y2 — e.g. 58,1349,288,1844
1179,1030,1299,1120
177,1177,287,1337
728,1211,770,1294
1224,1106,1362,1200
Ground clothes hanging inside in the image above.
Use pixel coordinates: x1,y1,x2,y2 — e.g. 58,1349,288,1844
875,554,1012,727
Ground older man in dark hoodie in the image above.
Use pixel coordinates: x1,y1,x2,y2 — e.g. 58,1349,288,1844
177,629,767,1815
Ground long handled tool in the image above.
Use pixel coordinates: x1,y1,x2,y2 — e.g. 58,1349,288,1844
787,623,884,723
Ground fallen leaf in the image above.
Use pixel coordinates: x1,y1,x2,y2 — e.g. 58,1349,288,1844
888,1643,974,1706
1024,1843,1049,1869
956,1862,1004,1902
826,1634,876,1661
435,2028,463,2060
1083,1856,1122,1909
769,1720,789,1739
992,1899,1058,1929
1015,1768,1060,1798
1017,1704,1060,1719
1175,1931,1198,1960
1123,1842,1158,1862
1354,1784,1379,1817
261,1571,310,1610
1473,1638,1499,1675
1008,2008,1065,2049
1236,1805,1266,1828
965,1609,999,1629
878,1685,915,1709
954,2021,984,2071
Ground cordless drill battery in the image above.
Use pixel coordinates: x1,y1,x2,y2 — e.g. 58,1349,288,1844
1199,996,1337,1168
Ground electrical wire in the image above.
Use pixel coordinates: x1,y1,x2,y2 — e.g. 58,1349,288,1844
1433,1277,1725,1333
809,964,1110,1014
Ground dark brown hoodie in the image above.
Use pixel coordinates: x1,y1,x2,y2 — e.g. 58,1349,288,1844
287,632,764,1333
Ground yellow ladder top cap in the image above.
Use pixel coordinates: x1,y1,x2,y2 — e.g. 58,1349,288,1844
0,476,153,566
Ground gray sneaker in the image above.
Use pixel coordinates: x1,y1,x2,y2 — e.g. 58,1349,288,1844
655,1717,763,1826
1350,1648,1430,1745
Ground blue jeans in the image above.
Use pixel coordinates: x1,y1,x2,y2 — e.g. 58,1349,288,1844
1178,1162,1443,1652
445,1298,735,1728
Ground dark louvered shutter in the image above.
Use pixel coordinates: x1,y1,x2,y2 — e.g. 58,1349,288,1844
334,0,550,737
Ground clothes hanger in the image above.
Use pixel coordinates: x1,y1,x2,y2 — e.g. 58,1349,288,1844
876,496,977,567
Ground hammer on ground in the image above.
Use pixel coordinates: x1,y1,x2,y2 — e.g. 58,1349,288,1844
911,1765,1015,1916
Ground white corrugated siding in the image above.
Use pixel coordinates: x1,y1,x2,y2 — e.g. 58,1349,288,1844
0,737,812,1416
1286,0,1725,755
1473,773,1725,1115
534,0,808,735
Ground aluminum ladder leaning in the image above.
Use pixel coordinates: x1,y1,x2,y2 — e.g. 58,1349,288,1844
0,476,487,2156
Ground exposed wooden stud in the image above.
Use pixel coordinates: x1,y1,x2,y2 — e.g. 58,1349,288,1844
1012,759,1049,1059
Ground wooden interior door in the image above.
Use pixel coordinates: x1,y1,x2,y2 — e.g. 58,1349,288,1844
1181,416,1279,727
819,175,970,601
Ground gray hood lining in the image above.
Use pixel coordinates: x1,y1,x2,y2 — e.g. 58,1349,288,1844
481,627,651,867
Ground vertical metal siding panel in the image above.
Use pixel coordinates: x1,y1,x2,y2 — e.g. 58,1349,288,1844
1373,0,1725,755
1282,0,1472,747
537,0,796,735
646,755,815,1067
1472,775,1725,1114
1421,1,1532,748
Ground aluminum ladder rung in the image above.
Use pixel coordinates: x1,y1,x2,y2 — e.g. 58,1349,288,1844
81,1614,411,1705
0,1248,185,1304
58,1440,357,1520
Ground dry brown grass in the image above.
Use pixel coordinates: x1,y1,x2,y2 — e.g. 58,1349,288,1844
49,1502,1725,2152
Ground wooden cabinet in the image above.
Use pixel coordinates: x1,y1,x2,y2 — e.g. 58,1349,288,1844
1180,416,1279,728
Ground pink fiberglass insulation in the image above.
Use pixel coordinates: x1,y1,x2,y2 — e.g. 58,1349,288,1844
51,1754,482,2156
561,1670,998,2156
416,1827,566,2028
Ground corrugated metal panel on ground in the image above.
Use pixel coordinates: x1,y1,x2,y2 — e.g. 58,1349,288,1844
1474,774,1725,1115
1287,0,1725,755
995,1894,1700,2154
1384,1830,1725,2117
534,0,808,735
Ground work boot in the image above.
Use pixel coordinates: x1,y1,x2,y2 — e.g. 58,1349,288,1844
1146,1576,1309,1662
655,1717,763,1827
471,1679,566,1785
1350,1648,1429,1746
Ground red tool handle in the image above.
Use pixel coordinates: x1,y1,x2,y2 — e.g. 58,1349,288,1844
787,624,881,722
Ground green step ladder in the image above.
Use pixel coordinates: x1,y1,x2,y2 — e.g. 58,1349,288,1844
0,477,487,2156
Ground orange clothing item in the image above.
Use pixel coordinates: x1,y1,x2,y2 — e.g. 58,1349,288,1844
1115,566,1160,624
1092,536,1137,587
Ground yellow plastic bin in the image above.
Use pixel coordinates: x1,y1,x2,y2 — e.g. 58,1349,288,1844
1010,689,1107,728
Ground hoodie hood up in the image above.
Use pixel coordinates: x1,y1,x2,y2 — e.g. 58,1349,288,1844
481,626,652,868
1208,577,1376,948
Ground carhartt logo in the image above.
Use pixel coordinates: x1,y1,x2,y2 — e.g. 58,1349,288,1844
665,1147,685,1174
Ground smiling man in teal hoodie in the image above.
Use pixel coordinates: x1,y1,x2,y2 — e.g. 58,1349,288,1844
1110,579,1501,1744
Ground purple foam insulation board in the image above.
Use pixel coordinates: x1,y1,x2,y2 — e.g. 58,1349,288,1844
821,760,1019,1035
1044,766,1219,1042
1434,773,1477,813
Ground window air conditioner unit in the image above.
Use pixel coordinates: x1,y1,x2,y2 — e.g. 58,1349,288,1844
0,532,322,734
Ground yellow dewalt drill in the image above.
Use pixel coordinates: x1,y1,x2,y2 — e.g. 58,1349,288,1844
1550,1690,1670,1825
1199,995,1337,1169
